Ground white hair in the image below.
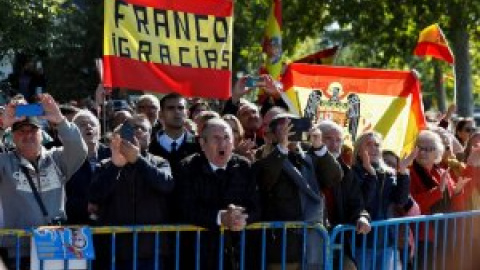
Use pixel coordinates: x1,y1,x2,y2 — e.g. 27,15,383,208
137,94,160,109
201,118,233,140
316,120,343,136
416,130,445,164
72,109,100,128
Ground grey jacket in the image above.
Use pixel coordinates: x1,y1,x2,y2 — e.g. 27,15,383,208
0,120,87,229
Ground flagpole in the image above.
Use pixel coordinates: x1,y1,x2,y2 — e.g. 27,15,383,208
452,64,457,106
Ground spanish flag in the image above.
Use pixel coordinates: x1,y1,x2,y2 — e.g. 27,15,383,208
282,64,426,156
414,24,454,64
262,0,283,79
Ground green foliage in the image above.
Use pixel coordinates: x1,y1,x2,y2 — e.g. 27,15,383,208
1,0,479,107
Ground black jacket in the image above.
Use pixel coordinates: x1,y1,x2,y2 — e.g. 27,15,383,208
148,130,200,174
326,158,369,227
352,162,410,248
66,144,111,225
254,146,342,263
176,153,260,270
89,152,173,259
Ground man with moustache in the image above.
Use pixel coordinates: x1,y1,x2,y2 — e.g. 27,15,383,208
66,110,111,225
176,118,260,270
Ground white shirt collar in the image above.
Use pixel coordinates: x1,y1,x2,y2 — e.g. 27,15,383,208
157,132,185,152
209,162,227,172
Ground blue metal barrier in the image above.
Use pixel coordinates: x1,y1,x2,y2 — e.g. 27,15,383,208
2,212,480,270
329,210,480,270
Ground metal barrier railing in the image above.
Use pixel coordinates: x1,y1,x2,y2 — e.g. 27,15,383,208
2,211,480,270
329,210,480,270
0,222,329,270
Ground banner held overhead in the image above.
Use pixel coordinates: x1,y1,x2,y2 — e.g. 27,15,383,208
103,0,233,99
282,63,426,156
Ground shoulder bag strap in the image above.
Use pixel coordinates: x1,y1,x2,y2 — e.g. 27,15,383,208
20,166,48,217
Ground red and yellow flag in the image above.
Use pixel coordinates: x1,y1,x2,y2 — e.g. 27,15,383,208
294,46,339,65
414,24,454,64
103,0,233,99
262,0,283,79
282,64,426,156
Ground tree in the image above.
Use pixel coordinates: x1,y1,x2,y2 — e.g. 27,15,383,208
0,0,103,102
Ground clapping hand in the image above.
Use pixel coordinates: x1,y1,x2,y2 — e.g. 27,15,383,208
439,168,450,193
398,148,418,174
361,149,375,175
454,176,472,194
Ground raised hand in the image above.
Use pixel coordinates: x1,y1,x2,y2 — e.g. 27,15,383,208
260,74,282,98
110,134,127,167
439,168,450,193
120,138,140,164
236,139,256,161
2,102,26,129
231,76,252,104
398,148,418,174
454,176,472,194
361,149,375,175
39,94,65,124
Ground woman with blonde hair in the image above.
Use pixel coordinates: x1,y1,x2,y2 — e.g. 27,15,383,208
351,131,413,270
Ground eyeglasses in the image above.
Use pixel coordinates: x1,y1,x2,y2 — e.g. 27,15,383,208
464,127,475,133
418,146,437,153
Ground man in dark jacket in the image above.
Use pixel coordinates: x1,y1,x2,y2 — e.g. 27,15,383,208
313,120,371,229
89,114,173,270
67,109,111,225
313,120,371,270
176,118,260,270
149,93,200,173
255,113,343,270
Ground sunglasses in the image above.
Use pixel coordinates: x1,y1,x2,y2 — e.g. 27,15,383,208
464,127,475,133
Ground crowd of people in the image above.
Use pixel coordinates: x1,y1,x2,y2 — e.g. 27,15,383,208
0,73,479,270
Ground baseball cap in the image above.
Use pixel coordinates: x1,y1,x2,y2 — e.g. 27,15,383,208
12,117,42,132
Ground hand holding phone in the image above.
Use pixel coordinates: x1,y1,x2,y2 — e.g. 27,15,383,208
119,122,136,143
289,118,312,142
245,76,261,88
